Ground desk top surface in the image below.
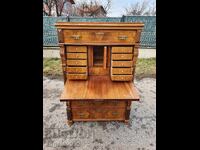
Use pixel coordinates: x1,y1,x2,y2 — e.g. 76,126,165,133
60,76,139,101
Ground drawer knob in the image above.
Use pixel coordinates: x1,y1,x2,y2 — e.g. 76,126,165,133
118,36,128,40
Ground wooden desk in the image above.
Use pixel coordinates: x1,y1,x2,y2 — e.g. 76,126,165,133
61,76,139,100
60,76,139,125
55,22,144,126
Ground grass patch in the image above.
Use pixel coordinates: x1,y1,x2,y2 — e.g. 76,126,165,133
43,58,62,78
135,58,156,79
43,58,156,79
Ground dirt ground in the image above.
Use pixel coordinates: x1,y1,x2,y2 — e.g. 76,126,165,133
43,76,156,150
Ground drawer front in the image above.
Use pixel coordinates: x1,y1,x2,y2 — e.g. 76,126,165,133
72,108,125,120
67,46,87,53
111,75,133,81
67,74,88,80
67,53,87,59
63,30,136,44
112,61,133,67
112,54,133,60
112,68,133,75
112,47,133,53
66,67,87,73
67,60,87,66
71,101,126,108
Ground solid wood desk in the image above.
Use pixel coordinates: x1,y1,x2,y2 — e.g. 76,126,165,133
60,76,139,125
55,22,144,126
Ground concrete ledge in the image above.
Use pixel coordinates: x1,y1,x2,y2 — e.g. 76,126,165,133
43,47,156,58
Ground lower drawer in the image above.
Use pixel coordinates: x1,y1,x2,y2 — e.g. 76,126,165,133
111,75,133,81
66,67,87,73
112,68,133,75
67,74,88,80
67,60,87,66
112,61,133,67
112,54,133,60
72,108,125,120
71,100,126,108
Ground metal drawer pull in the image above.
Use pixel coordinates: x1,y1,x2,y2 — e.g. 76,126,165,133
112,112,119,116
118,36,128,40
71,35,81,40
95,32,104,35
78,113,86,117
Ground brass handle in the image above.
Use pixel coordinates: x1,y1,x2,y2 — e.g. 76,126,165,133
118,35,128,40
112,112,119,116
95,32,104,35
78,113,85,118
71,35,81,40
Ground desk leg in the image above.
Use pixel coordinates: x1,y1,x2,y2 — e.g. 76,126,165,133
66,102,73,126
125,101,131,124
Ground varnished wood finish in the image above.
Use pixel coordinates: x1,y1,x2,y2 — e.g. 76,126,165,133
112,68,133,75
111,54,133,60
67,60,87,66
66,67,87,73
55,22,144,125
112,47,133,53
89,67,109,75
66,74,88,80
63,30,137,44
71,100,126,108
103,46,107,69
72,108,125,120
111,75,133,81
67,53,87,59
112,61,133,67
67,46,87,52
60,76,139,100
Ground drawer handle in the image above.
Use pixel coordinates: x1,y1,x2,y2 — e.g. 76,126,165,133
71,35,81,40
112,112,119,116
95,32,104,35
78,113,86,117
118,36,128,40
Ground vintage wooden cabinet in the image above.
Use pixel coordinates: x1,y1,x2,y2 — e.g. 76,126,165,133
55,22,144,126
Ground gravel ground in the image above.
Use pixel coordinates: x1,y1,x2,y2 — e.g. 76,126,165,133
43,76,156,150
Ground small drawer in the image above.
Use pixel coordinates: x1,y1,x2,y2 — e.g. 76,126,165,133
67,46,87,53
67,74,88,80
67,60,87,66
66,67,87,73
72,109,90,119
111,75,133,81
72,108,125,120
64,30,136,44
112,47,133,53
67,53,87,59
112,54,132,60
71,100,126,108
112,68,133,75
112,61,133,67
